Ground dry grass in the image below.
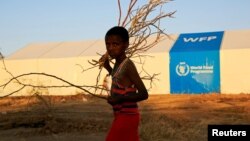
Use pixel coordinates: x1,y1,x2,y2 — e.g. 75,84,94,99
0,94,250,141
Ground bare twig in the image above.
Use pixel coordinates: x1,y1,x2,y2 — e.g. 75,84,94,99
117,0,122,26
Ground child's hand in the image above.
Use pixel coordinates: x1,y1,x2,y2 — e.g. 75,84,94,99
99,52,109,69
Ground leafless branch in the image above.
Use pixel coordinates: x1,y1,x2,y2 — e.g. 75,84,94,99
0,72,107,99
117,0,122,26
0,55,107,99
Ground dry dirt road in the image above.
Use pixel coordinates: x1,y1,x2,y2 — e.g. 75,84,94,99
0,94,250,141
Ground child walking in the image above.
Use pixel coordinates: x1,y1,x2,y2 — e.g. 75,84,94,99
101,26,148,141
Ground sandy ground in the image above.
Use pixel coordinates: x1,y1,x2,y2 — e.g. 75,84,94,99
0,94,250,141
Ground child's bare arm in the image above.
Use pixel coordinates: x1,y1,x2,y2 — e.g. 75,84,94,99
122,61,148,102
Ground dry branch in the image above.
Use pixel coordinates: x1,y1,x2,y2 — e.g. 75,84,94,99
0,72,107,99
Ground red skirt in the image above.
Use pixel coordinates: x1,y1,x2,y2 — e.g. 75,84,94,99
106,113,140,141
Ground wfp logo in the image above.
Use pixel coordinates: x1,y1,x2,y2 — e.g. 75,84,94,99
176,62,190,76
183,36,217,42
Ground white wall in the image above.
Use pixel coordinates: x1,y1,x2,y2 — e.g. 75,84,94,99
220,30,250,94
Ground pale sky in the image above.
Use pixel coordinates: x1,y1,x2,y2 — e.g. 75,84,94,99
0,0,250,56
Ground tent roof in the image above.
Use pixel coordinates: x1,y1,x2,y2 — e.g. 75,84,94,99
7,40,103,59
7,35,176,60
221,30,250,50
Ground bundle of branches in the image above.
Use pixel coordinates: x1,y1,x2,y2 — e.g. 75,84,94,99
91,0,175,91
95,0,175,67
123,0,175,57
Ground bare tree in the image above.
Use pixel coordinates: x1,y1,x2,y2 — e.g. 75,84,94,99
0,0,175,99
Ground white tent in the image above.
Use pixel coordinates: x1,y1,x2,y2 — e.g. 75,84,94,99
0,29,250,96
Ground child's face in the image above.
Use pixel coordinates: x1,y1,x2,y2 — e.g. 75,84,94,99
105,35,128,59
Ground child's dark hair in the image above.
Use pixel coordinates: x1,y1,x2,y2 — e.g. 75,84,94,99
105,26,129,42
